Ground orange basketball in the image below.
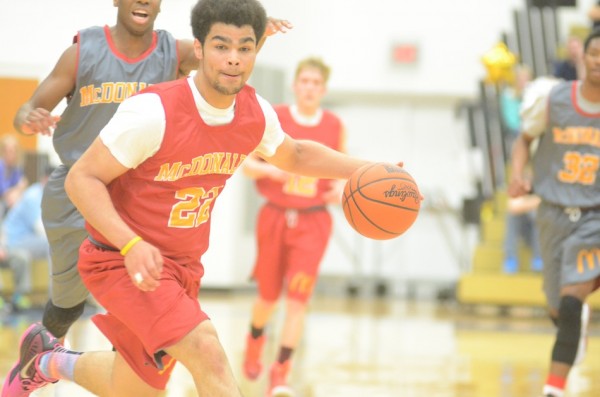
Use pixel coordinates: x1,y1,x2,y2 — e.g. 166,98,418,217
342,162,421,240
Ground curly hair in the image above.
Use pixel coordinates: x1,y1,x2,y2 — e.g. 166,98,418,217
191,0,267,45
584,27,600,52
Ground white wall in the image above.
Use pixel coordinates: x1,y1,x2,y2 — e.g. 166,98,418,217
0,0,595,288
1,0,592,90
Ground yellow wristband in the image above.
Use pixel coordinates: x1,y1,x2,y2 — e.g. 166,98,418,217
120,236,143,256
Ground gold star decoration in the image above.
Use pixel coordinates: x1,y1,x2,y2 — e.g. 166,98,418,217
481,42,517,85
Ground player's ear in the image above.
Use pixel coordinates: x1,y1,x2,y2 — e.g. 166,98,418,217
193,39,203,61
113,0,119,7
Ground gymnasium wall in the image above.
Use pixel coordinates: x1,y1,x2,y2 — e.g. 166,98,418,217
1,0,589,93
0,0,595,289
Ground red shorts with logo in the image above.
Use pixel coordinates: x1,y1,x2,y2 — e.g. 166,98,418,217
252,204,332,302
78,239,209,390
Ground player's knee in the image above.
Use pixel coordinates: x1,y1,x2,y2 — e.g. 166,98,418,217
285,280,315,303
286,297,309,313
42,300,86,338
551,295,583,365
258,289,280,304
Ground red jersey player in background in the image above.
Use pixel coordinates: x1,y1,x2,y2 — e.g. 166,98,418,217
242,57,346,397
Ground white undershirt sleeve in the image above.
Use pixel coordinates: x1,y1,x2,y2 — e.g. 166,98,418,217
99,93,166,169
254,94,286,157
520,77,559,138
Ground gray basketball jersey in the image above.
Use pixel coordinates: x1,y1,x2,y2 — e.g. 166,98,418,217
532,81,600,207
53,26,178,166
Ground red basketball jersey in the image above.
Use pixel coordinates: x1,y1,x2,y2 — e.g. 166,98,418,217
256,105,343,209
87,79,266,266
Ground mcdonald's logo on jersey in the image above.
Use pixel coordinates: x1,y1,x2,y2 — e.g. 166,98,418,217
576,248,600,274
553,126,600,148
289,272,315,296
154,152,246,182
79,82,149,107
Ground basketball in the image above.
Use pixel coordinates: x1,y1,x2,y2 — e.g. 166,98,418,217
342,162,421,240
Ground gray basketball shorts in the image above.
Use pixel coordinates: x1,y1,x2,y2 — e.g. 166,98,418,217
41,165,89,308
536,201,600,310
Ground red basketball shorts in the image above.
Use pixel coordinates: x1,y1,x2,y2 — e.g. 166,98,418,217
78,239,208,389
252,204,332,302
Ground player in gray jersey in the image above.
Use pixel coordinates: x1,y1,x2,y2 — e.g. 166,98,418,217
509,29,600,397
12,0,291,343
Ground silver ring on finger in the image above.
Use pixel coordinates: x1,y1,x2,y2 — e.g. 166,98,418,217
134,272,144,285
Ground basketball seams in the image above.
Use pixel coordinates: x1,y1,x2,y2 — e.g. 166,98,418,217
358,198,419,212
342,162,420,240
343,190,398,237
344,182,412,236
342,190,357,228
342,187,359,229
355,162,381,191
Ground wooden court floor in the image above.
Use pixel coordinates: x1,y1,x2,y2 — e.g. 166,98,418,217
0,291,598,397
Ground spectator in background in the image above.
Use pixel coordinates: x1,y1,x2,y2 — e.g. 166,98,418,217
503,192,543,273
500,64,532,140
499,64,542,274
0,134,27,216
551,35,584,81
0,246,31,314
3,165,52,265
0,165,53,314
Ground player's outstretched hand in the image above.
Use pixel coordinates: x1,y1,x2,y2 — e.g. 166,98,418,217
124,240,164,292
20,108,60,136
265,17,293,36
394,161,424,201
507,176,532,198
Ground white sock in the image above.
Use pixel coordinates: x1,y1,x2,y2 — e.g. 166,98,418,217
543,384,564,397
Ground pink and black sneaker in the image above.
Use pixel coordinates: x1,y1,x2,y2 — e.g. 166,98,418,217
1,322,60,397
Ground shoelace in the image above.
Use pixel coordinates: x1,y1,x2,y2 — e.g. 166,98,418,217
21,375,48,391
21,343,62,388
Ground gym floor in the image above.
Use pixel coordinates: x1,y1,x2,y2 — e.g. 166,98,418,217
0,290,599,397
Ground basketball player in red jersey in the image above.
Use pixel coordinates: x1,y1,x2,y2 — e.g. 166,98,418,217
242,57,345,397
9,0,291,349
1,1,376,396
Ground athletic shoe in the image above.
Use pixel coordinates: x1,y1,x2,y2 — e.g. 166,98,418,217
503,257,519,274
1,322,59,397
243,334,265,380
531,256,543,272
542,384,564,397
574,303,590,366
267,361,294,397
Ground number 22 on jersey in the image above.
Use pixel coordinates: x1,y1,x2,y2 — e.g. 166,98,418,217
168,186,222,228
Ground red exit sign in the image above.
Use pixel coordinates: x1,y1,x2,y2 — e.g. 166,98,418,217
392,43,418,64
